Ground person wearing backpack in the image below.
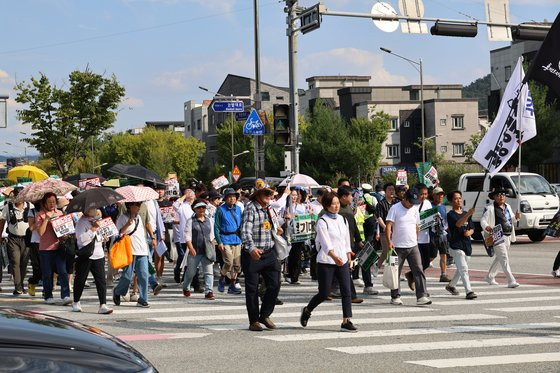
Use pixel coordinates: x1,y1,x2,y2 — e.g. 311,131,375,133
0,187,32,295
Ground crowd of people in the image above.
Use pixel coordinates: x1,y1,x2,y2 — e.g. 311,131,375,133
0,175,539,332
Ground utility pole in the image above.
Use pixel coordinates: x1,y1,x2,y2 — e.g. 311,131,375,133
286,0,300,174
253,0,265,179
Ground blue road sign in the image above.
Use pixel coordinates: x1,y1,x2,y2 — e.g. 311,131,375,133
235,111,250,121
243,109,265,135
212,101,244,112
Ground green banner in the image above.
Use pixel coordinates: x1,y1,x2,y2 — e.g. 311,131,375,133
292,213,318,243
419,206,439,231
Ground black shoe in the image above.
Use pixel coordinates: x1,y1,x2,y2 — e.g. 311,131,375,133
275,298,283,305
340,320,357,332
113,291,121,306
174,271,180,284
136,300,150,308
300,307,311,327
13,290,23,296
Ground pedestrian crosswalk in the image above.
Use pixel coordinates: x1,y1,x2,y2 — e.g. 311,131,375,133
3,265,560,370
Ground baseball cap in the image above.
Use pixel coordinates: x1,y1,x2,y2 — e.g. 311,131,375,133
404,187,421,205
192,201,207,209
432,187,444,195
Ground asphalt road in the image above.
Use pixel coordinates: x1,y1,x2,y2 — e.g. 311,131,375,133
1,236,560,373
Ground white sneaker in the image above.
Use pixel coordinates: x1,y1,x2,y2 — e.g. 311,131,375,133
45,297,55,304
390,297,403,305
72,302,82,312
354,279,365,288
363,286,379,295
130,293,139,302
371,264,379,278
121,292,131,302
485,276,499,285
234,282,241,290
98,304,114,314
508,282,520,288
417,296,432,305
62,296,72,306
552,270,560,278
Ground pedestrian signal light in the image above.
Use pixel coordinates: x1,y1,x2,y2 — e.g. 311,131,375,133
273,104,291,145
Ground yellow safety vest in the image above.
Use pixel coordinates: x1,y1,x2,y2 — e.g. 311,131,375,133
355,206,365,242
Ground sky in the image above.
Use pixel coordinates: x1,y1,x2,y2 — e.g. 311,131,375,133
0,0,557,157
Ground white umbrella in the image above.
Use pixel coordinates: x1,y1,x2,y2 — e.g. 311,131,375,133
279,173,320,187
115,186,159,202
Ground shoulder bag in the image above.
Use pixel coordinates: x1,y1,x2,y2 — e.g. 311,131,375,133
109,218,138,269
267,208,289,261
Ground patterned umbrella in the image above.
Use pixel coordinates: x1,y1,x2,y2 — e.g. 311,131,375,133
115,185,158,203
16,178,77,203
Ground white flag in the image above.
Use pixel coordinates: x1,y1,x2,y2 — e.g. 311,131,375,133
473,58,536,175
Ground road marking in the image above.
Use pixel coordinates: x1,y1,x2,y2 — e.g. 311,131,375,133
407,352,560,368
431,288,560,298
434,295,560,306
258,322,560,342
148,306,435,322
117,332,211,341
488,305,560,312
328,335,560,354
203,313,504,331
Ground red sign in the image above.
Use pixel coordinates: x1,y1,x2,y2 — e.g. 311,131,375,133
232,166,241,182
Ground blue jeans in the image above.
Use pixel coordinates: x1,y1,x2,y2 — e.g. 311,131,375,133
114,255,149,303
39,250,70,300
146,236,159,289
182,254,213,295
174,242,185,279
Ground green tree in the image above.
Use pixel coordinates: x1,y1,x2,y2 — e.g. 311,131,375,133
299,101,390,185
15,69,126,177
463,130,485,163
98,128,205,184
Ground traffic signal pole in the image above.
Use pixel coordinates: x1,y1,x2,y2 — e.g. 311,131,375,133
254,0,266,179
287,0,300,174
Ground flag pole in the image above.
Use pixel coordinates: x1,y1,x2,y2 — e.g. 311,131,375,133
517,57,524,227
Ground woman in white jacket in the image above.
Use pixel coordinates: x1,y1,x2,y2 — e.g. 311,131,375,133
300,192,356,332
481,188,520,288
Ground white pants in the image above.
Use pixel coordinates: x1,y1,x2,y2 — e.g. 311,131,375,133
487,236,516,285
449,248,472,293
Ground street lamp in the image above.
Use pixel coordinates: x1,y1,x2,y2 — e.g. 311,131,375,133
5,142,27,158
232,150,250,170
93,162,108,171
380,47,425,182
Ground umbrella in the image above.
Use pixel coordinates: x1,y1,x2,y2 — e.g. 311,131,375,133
64,173,106,187
7,165,49,183
115,185,158,203
279,173,320,187
108,164,165,187
66,188,125,213
16,178,77,203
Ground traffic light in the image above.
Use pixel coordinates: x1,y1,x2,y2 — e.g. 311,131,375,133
273,104,291,145
430,22,478,38
511,25,548,41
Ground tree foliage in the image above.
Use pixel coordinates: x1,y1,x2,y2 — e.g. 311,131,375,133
300,101,390,185
98,128,205,184
15,70,126,177
462,74,490,112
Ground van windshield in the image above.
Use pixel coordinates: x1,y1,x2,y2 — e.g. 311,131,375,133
512,175,555,195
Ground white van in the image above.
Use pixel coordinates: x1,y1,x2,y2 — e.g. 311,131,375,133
458,172,559,242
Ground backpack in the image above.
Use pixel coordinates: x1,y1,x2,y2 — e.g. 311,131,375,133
8,202,30,226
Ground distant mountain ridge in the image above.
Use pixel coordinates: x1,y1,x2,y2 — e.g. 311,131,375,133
462,74,490,113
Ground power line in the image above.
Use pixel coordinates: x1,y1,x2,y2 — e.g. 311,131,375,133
0,1,278,55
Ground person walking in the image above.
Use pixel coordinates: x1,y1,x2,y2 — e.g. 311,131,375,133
182,200,216,300
25,201,42,296
73,209,113,314
445,191,477,299
482,188,520,288
172,189,195,285
373,183,398,276
113,202,151,307
282,187,307,285
300,192,357,332
215,188,243,295
385,188,431,306
0,187,32,295
241,187,281,332
432,187,450,280
35,192,71,305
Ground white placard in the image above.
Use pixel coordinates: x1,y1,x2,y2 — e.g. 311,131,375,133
51,215,75,238
97,217,119,239
160,206,175,223
211,175,229,190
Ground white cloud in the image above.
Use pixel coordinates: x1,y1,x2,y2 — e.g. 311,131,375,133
123,96,145,108
300,48,409,85
0,70,8,79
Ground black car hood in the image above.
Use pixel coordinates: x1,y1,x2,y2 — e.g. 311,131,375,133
0,308,152,371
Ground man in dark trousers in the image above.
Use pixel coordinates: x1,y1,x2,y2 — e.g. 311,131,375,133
241,187,282,332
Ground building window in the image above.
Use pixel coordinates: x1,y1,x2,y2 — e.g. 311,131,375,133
410,91,419,101
440,118,447,126
440,145,447,153
452,115,464,129
390,117,399,131
403,120,410,128
387,145,399,159
276,96,284,100
187,125,191,132
404,147,411,154
453,143,465,156
197,119,201,130
261,92,270,101
505,65,511,82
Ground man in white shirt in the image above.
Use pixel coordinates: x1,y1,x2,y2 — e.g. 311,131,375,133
386,188,431,306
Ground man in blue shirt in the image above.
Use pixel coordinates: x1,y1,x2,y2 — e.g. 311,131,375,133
215,188,243,295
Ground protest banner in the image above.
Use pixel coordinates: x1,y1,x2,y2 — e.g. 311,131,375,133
78,177,101,191
396,170,407,186
292,214,318,243
419,207,439,231
97,217,119,239
492,224,505,246
211,175,229,190
356,241,379,272
164,178,180,198
424,166,438,188
545,211,560,237
51,215,75,238
160,206,175,223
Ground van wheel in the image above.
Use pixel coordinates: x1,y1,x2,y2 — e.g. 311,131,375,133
528,230,546,242
472,230,483,241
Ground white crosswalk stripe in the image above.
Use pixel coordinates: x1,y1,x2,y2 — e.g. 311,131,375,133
408,352,560,368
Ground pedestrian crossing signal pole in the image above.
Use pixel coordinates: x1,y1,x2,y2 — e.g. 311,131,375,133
254,0,266,179
286,0,300,174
